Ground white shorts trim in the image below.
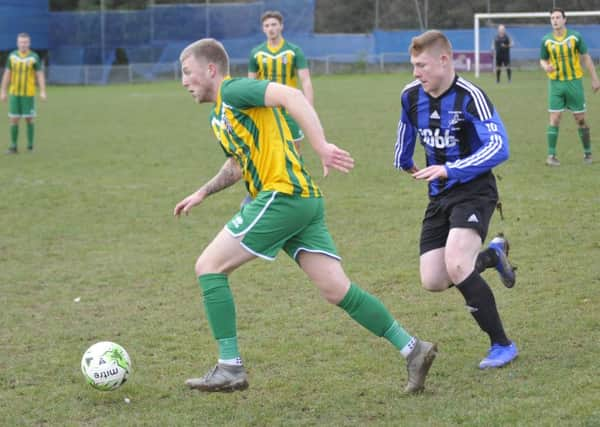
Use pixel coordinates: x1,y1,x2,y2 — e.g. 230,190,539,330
228,191,278,238
292,247,341,261
239,240,276,261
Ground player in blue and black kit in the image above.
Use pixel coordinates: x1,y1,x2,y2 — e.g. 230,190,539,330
394,30,518,369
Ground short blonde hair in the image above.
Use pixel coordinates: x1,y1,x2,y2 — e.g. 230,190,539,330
17,32,30,39
409,30,452,56
180,38,229,75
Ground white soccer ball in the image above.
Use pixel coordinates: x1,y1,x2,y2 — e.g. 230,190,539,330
81,341,132,391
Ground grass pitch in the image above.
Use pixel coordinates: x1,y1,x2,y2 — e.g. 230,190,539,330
1,71,599,426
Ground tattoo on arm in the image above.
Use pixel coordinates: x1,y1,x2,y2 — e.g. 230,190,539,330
201,158,242,196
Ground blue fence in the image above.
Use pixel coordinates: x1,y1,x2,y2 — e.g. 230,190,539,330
0,0,48,50
2,1,600,84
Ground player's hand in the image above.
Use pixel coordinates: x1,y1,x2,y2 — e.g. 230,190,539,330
0,93,6,102
591,78,600,93
405,165,419,174
412,165,448,182
173,191,205,217
40,91,47,101
544,64,554,73
318,142,354,176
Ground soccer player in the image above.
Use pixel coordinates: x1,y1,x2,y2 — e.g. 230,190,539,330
1,33,47,154
540,7,600,166
174,38,437,393
394,30,518,369
249,10,313,150
242,10,314,206
493,25,513,83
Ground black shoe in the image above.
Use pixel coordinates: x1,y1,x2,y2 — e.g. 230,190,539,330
6,147,18,154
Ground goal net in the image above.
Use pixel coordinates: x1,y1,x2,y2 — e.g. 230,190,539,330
474,11,600,77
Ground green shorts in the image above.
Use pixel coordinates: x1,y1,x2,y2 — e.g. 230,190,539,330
282,110,304,142
548,78,586,113
8,95,36,118
226,191,339,261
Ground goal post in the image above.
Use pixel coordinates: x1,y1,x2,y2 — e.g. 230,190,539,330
474,11,600,77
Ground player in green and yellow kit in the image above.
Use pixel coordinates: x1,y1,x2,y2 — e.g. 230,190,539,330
174,38,437,394
1,33,47,154
243,11,315,206
249,10,313,147
540,8,600,166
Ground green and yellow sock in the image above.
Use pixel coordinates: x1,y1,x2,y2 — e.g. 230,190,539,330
547,125,559,156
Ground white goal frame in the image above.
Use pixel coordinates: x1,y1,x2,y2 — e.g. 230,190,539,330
474,11,600,77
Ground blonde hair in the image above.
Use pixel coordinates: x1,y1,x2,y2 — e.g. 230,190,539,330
409,30,453,56
17,32,30,39
180,38,229,75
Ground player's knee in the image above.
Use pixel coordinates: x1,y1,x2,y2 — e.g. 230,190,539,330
194,256,220,276
420,272,450,292
445,261,472,285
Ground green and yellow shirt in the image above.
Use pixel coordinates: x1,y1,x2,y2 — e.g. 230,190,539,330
6,49,42,97
248,38,308,88
541,29,587,81
210,77,320,198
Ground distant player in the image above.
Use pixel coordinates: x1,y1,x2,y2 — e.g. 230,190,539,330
174,38,437,394
249,10,313,151
540,7,600,166
394,30,518,369
493,25,513,83
243,11,315,206
1,33,47,154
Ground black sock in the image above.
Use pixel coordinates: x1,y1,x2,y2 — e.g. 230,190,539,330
507,68,512,81
496,70,500,82
456,271,510,346
475,248,499,273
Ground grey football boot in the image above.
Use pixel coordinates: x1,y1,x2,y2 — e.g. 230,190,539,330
405,339,438,394
185,363,249,392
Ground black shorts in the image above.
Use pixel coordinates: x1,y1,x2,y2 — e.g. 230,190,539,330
496,53,510,67
419,172,498,255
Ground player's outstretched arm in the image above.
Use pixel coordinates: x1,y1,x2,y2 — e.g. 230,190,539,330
173,158,242,217
264,82,354,176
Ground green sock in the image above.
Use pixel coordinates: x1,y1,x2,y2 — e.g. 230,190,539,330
198,273,240,360
10,124,18,149
27,122,34,149
547,125,559,156
578,127,591,154
337,283,412,350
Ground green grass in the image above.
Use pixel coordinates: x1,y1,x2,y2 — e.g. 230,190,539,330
1,71,599,426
